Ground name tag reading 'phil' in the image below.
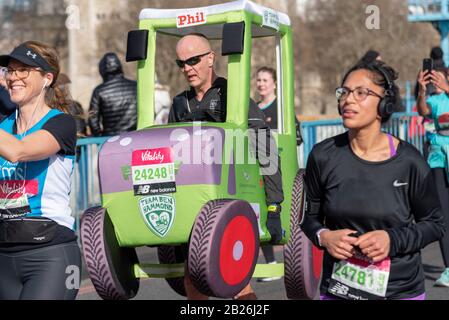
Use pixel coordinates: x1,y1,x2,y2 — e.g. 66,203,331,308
131,148,176,196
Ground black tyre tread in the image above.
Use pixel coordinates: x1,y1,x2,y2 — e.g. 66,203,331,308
189,199,228,296
284,169,312,299
81,207,121,299
81,207,136,300
157,246,187,297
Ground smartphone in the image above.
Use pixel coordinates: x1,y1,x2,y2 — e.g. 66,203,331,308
348,232,361,238
423,58,433,73
423,58,435,94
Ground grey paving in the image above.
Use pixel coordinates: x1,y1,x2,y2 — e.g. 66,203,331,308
76,242,449,300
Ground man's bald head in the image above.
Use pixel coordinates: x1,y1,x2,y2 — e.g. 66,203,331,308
176,34,212,60
175,33,216,94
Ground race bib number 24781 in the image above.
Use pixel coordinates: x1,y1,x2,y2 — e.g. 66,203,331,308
328,255,391,300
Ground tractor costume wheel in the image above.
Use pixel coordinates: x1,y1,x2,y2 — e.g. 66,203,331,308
81,207,140,300
157,246,187,297
188,199,259,298
284,169,323,300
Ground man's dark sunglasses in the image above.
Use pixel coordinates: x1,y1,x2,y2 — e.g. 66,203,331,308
175,52,211,68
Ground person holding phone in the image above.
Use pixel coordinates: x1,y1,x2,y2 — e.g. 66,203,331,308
301,60,445,300
414,47,444,100
417,61,449,287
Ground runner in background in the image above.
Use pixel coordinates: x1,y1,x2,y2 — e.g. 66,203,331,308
255,66,284,282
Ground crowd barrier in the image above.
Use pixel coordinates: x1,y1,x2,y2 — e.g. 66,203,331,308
72,111,427,234
301,112,426,166
71,136,107,234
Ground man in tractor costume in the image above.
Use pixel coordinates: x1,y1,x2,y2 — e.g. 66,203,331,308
169,33,284,299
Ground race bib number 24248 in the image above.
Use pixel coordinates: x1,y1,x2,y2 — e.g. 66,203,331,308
131,148,176,196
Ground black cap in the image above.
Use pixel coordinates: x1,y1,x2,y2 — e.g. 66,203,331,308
0,44,54,72
434,59,447,72
430,47,444,60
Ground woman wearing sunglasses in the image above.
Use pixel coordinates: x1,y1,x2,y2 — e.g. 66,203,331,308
0,41,81,300
300,60,445,300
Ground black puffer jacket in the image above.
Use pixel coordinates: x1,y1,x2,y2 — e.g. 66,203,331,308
88,53,137,136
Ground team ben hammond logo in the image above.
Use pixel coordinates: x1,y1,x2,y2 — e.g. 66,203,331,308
139,195,175,238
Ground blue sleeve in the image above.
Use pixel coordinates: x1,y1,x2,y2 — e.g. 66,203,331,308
426,95,440,120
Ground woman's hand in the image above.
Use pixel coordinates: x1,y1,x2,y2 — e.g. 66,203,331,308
417,70,431,96
430,70,449,93
354,230,390,263
319,229,358,260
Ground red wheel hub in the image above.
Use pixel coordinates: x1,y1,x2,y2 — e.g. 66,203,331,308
219,215,256,285
312,245,324,279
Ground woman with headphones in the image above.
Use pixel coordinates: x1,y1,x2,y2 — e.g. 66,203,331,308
0,41,81,300
301,60,446,300
417,63,449,287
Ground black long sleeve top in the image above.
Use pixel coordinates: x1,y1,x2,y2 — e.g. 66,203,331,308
301,132,446,299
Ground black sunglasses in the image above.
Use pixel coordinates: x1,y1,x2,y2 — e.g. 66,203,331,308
175,52,211,68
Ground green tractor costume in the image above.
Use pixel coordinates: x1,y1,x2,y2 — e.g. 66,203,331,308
80,0,322,300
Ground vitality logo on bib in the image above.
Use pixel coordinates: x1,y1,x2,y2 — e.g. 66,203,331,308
138,195,175,238
438,113,449,130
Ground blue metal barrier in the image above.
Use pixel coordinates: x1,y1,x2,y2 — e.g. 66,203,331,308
408,0,449,67
404,81,414,113
299,112,426,167
408,0,449,21
72,113,428,228
72,136,108,233
300,118,346,166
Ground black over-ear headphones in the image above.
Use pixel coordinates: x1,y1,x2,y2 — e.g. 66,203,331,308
338,64,396,119
373,64,396,119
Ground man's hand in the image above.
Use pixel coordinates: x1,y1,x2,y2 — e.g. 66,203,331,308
354,230,390,263
319,229,358,260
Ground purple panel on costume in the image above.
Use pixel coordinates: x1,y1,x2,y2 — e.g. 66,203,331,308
99,126,224,194
228,148,236,195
